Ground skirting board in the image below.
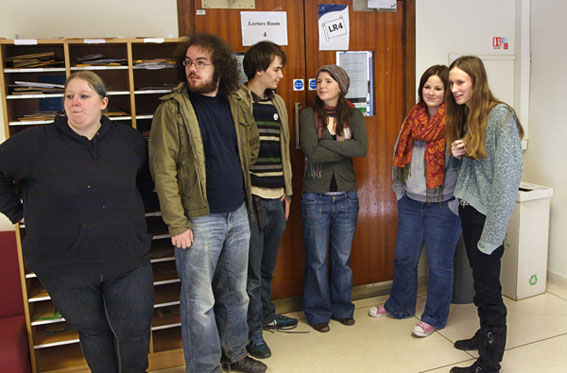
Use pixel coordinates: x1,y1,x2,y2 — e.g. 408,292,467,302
548,271,567,290
272,276,429,315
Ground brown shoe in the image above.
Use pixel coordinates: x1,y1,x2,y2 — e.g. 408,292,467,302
311,323,330,333
337,318,355,326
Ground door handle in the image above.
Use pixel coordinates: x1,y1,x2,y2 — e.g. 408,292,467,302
294,102,302,150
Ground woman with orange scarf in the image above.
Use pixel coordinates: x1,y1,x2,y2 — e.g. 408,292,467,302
368,65,462,337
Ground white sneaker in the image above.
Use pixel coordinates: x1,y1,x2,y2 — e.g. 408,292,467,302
412,321,436,337
368,304,389,318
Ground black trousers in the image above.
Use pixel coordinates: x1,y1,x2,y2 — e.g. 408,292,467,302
459,204,507,328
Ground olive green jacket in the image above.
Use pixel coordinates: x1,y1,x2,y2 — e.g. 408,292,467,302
149,83,259,236
300,107,368,193
232,85,293,198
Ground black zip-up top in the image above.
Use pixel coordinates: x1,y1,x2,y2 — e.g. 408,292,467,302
0,115,152,275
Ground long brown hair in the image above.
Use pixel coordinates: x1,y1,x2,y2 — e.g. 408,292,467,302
312,71,354,136
445,56,523,159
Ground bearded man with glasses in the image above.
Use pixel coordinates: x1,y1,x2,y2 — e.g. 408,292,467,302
149,33,264,373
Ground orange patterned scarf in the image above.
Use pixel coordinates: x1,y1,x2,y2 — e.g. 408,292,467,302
393,102,447,189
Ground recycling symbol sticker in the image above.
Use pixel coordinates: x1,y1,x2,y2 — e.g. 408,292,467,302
529,274,538,286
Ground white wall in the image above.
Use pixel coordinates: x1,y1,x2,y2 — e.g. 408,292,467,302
0,1,178,39
526,0,567,279
417,0,567,280
0,0,178,231
416,0,517,97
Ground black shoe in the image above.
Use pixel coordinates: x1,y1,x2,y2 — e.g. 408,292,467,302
450,359,485,372
246,334,271,359
223,356,267,373
450,358,501,373
454,329,481,351
263,314,299,330
311,323,330,333
336,318,355,326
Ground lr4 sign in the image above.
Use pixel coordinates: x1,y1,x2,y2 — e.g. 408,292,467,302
323,16,347,41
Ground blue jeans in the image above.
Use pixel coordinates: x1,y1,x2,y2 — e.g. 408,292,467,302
175,203,250,373
301,190,359,325
37,264,154,373
385,196,461,328
247,196,287,337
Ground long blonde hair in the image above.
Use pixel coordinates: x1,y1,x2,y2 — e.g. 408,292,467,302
445,56,523,159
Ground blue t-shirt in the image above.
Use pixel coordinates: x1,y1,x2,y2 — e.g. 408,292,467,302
189,91,244,213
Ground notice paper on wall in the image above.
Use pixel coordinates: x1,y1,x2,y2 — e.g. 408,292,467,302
241,11,288,46
337,51,374,116
318,4,350,50
233,53,248,87
367,0,397,10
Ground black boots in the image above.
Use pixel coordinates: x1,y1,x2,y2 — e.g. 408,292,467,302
480,327,507,371
454,329,481,351
451,327,507,373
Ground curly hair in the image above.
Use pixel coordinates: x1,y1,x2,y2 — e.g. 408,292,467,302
175,33,239,96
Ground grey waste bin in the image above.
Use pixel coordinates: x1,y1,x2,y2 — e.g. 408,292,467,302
452,235,474,304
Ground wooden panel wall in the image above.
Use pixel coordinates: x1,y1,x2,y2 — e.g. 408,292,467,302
177,0,415,299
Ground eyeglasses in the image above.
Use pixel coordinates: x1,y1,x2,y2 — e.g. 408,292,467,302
182,59,213,69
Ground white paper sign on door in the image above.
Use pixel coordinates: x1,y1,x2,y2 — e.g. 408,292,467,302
368,0,397,10
241,11,288,46
318,4,350,51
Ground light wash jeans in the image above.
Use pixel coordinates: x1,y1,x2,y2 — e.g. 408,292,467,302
301,190,359,325
175,203,250,373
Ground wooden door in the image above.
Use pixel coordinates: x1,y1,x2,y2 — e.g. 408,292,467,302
303,0,415,286
185,0,308,299
178,0,415,299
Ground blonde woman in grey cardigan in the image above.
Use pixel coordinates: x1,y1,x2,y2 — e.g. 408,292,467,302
446,56,523,373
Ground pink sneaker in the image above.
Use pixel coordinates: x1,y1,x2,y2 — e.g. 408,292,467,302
412,321,436,337
368,304,389,318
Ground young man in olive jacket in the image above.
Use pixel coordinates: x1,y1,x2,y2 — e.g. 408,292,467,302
232,41,296,360
148,33,264,373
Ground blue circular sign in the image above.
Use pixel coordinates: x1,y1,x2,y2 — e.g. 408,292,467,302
309,79,317,90
293,79,304,91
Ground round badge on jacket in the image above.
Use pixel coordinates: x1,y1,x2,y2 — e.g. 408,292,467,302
273,113,279,121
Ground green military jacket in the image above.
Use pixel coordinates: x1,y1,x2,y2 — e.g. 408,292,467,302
149,83,259,236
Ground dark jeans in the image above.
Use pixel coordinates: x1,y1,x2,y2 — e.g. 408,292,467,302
385,196,461,328
247,196,287,337
459,204,507,328
37,264,154,373
301,190,358,325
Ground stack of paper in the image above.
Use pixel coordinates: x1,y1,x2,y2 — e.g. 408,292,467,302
9,80,65,95
5,51,64,68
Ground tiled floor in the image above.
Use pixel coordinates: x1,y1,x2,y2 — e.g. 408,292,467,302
153,280,567,372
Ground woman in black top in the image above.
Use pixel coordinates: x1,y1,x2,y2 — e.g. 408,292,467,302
0,71,154,373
